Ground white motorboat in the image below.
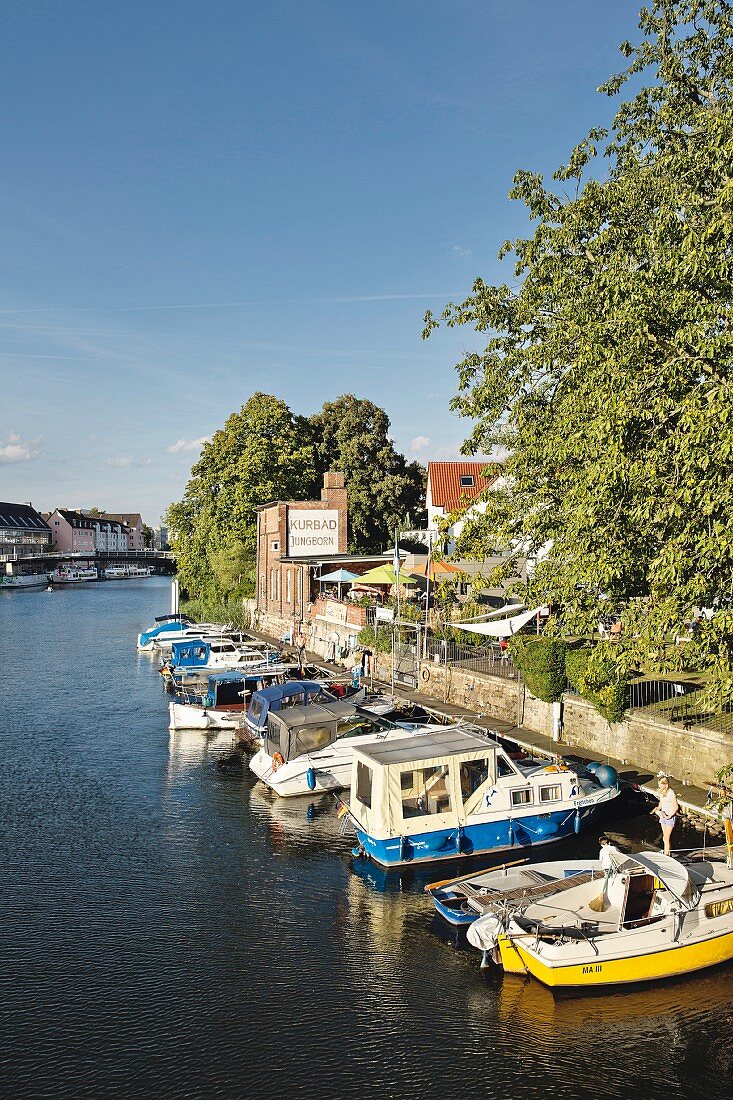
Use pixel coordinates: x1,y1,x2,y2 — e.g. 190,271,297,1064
167,667,289,731
136,614,233,651
249,701,452,798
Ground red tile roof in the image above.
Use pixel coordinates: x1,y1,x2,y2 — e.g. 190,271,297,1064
427,461,498,512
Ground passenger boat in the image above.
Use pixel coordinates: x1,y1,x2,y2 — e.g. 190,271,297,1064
103,564,153,579
0,571,50,589
249,701,442,798
466,850,733,988
340,728,620,868
51,565,98,583
167,667,291,731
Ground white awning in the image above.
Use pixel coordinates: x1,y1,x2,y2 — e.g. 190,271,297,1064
629,851,694,903
454,605,546,638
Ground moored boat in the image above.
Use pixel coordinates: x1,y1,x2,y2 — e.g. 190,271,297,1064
466,850,733,988
0,571,50,589
137,614,233,651
51,565,98,583
168,667,289,730
340,728,620,868
249,701,439,797
103,564,153,579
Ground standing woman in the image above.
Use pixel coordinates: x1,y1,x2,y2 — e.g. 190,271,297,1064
652,773,680,855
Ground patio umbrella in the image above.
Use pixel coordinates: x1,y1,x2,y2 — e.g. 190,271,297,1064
352,564,421,587
318,567,359,600
412,560,462,582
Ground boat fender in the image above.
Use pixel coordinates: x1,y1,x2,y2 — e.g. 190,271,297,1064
272,752,285,772
594,764,618,788
421,668,430,682
574,808,581,835
507,821,515,848
400,835,412,862
306,766,316,791
454,826,464,854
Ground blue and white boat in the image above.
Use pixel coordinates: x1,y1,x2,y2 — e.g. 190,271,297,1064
165,636,279,673
341,728,620,868
137,614,232,651
168,667,287,730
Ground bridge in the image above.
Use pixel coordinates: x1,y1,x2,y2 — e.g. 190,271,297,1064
3,549,177,574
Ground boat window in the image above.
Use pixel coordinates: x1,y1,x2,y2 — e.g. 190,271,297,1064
249,697,265,721
294,725,334,754
400,766,452,817
511,788,533,806
539,784,562,802
460,759,489,797
497,755,517,777
356,761,373,808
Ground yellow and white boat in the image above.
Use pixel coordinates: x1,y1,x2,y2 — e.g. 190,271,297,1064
466,850,733,989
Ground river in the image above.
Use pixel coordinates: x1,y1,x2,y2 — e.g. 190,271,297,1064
2,578,731,1098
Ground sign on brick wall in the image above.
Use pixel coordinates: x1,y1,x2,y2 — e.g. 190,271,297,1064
287,509,339,556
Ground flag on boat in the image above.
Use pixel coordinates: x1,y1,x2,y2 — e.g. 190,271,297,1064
336,801,350,819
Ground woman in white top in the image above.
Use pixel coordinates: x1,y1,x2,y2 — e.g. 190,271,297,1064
651,774,680,855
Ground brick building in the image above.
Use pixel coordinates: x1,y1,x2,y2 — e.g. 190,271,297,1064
255,472,348,626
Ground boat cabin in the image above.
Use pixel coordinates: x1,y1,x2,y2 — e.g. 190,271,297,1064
246,681,335,734
170,637,274,669
263,701,392,763
174,669,280,711
349,728,498,839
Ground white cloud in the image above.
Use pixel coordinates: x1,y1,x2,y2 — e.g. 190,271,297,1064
411,435,430,454
167,436,209,454
435,443,463,459
0,432,42,464
452,244,473,259
105,456,152,468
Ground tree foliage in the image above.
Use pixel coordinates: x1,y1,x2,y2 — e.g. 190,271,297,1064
166,393,317,598
166,391,425,597
310,394,426,551
424,1,733,693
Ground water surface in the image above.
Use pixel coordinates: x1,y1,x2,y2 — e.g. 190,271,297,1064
2,579,731,1098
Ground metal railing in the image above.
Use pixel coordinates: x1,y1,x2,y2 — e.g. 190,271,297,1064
429,638,518,680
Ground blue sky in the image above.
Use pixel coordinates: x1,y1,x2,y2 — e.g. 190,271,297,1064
1,1,641,523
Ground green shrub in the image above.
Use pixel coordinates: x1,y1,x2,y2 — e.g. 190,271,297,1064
566,646,628,723
358,624,393,654
180,596,251,632
510,637,568,702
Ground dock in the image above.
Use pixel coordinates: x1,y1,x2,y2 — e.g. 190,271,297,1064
245,626,722,828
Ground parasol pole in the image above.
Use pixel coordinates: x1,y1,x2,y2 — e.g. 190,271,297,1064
423,531,432,659
392,527,400,699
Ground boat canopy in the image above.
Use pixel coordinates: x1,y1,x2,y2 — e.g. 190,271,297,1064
155,614,193,624
171,639,211,667
264,701,383,761
350,728,497,839
628,851,696,904
247,680,330,730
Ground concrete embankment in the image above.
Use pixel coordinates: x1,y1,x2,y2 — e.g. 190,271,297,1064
248,605,730,826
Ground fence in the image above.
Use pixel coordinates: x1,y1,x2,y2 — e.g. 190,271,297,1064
634,688,733,737
428,637,518,681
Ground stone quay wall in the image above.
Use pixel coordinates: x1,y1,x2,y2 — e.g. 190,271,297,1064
245,602,731,788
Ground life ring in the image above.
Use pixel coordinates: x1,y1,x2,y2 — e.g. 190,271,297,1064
272,752,285,771
421,668,430,682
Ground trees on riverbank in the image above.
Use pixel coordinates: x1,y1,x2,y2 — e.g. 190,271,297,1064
166,392,425,600
424,0,733,699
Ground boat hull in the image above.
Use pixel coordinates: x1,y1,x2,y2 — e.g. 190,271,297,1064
353,803,606,868
499,926,733,988
168,701,244,730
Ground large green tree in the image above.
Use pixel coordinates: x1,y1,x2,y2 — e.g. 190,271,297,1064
166,393,317,598
309,394,426,551
424,1,733,691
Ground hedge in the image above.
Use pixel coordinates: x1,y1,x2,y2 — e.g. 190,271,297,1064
509,637,568,703
566,647,628,723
